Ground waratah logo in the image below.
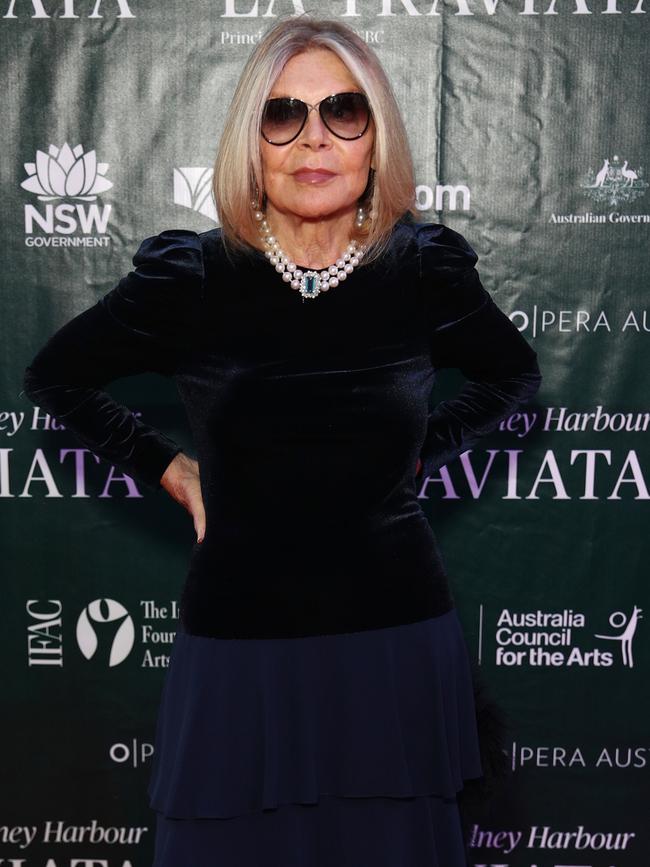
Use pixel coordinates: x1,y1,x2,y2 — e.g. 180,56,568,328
580,154,647,207
20,142,113,201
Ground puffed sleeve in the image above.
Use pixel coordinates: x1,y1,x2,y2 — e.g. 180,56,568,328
20,229,204,492
415,223,542,478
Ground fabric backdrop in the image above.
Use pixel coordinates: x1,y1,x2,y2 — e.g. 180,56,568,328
2,2,648,865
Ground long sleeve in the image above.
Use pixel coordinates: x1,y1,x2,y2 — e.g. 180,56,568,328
415,224,542,478
20,229,205,492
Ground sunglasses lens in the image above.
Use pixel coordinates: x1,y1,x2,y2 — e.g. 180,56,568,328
261,93,370,144
261,98,306,144
321,93,370,139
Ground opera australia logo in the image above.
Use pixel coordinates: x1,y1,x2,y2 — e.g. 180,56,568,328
76,598,135,668
580,153,647,207
173,165,219,222
20,141,113,239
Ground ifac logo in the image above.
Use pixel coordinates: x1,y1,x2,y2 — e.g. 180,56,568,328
20,141,113,240
76,598,135,667
580,154,647,207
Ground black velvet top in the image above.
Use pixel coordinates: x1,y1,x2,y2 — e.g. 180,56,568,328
21,217,542,639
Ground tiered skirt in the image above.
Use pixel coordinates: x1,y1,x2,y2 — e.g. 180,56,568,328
148,607,484,867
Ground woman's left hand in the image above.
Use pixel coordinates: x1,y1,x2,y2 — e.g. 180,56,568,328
160,452,206,543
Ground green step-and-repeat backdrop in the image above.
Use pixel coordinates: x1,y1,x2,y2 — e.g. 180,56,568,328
2,2,648,866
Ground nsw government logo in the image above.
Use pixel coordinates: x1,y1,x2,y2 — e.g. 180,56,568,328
20,141,113,242
477,603,642,668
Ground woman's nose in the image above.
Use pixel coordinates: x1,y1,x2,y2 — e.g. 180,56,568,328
299,108,332,146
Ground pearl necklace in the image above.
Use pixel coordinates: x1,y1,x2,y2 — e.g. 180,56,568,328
253,206,368,300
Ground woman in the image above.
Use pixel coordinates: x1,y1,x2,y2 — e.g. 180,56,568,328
22,14,542,867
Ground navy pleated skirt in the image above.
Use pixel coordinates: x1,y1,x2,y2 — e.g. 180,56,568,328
148,607,484,867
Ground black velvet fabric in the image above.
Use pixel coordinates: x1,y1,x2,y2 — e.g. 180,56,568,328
21,216,542,639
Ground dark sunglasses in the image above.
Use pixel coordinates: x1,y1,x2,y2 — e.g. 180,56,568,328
261,91,371,146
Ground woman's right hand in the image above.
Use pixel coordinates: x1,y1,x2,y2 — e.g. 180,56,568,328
160,452,206,543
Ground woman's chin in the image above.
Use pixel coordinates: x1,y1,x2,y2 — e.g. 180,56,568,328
268,198,359,223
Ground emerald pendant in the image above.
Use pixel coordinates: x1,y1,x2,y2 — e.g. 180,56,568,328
299,271,321,300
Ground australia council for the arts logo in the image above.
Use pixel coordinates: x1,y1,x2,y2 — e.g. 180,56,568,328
479,603,643,668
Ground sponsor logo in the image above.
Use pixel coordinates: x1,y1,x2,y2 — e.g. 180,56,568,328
549,153,649,225
173,166,218,222
581,154,647,208
26,597,178,669
109,738,154,769
20,142,113,242
477,605,642,667
510,306,650,337
510,742,649,770
594,605,643,667
77,599,135,667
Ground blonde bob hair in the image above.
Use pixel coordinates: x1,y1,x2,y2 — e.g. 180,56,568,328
212,14,418,268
